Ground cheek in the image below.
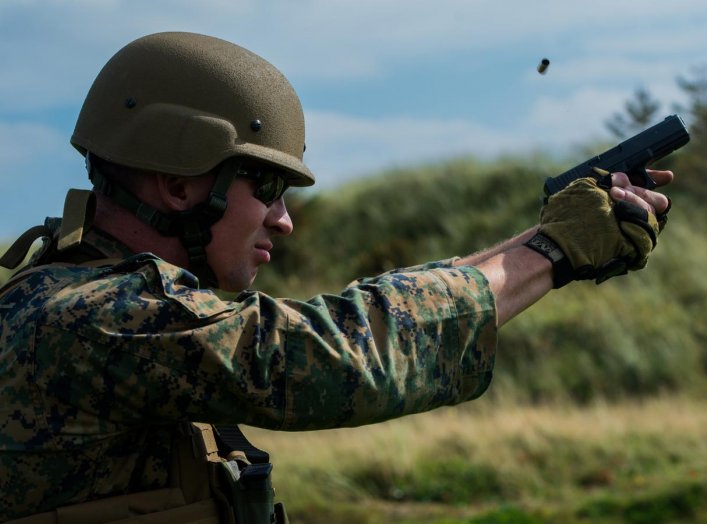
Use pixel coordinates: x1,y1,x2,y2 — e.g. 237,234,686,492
210,203,262,250
211,219,245,253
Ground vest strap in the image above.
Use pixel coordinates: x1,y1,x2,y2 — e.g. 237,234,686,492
57,189,95,252
0,188,96,271
0,225,50,270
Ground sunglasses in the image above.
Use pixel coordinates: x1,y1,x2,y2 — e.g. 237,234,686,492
235,163,290,206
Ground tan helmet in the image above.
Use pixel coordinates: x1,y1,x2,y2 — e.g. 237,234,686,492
71,31,314,186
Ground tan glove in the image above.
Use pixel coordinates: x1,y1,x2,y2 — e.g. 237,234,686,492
525,177,662,288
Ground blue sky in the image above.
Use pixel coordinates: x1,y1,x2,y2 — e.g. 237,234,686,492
1,0,707,239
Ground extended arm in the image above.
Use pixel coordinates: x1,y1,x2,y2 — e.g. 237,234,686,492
453,227,551,327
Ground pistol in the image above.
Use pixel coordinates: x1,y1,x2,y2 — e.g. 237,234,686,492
543,114,690,197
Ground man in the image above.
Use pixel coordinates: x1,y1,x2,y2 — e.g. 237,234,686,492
0,32,671,523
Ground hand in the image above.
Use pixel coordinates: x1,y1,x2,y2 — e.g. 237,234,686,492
526,173,665,287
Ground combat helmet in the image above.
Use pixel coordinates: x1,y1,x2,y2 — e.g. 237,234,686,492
70,32,314,286
72,31,313,184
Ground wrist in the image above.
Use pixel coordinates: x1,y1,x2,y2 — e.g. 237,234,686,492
524,232,575,288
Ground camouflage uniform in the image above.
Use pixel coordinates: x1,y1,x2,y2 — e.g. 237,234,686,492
0,226,496,520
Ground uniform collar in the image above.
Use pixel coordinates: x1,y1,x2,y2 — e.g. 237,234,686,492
79,227,137,260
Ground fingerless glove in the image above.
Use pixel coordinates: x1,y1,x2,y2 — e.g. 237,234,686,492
525,177,662,288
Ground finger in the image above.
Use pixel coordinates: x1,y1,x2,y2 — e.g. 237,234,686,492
609,187,653,214
610,186,670,215
622,182,671,214
610,172,631,188
610,171,671,214
645,169,674,187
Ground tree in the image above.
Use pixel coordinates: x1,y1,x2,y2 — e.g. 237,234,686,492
605,87,661,139
672,66,707,200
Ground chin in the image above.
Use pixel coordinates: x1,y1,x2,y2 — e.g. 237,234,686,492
217,270,258,293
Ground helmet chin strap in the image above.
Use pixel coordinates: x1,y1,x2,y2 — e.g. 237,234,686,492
87,154,235,288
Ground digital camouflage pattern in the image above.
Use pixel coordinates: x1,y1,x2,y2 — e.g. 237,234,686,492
0,228,497,520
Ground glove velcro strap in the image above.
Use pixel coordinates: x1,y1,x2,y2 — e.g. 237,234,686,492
525,233,633,287
614,200,658,248
594,258,629,284
524,232,576,289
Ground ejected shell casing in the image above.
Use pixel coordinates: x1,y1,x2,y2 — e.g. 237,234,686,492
537,58,550,74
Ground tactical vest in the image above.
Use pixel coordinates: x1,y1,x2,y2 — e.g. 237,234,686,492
4,422,288,524
1,190,289,524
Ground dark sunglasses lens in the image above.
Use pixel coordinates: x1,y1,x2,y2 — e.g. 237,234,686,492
254,173,288,205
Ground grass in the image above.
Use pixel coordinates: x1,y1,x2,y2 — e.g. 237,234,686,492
246,395,707,523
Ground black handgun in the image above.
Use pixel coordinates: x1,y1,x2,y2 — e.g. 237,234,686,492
543,114,690,197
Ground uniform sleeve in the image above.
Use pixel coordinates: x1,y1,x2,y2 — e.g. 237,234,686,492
36,257,497,432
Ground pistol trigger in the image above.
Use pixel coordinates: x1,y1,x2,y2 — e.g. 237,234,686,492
644,169,658,190
631,167,657,190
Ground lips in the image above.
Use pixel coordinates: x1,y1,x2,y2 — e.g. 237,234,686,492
254,241,272,263
255,240,273,252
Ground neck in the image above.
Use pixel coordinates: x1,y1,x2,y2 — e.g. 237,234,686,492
92,192,189,268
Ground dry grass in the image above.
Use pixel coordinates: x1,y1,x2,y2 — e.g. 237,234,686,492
247,394,707,466
244,395,707,522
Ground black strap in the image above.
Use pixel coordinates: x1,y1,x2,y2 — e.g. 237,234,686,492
0,224,51,270
213,425,270,465
90,167,174,235
88,158,236,288
524,232,576,288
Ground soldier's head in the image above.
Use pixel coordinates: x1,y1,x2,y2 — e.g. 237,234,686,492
71,32,314,290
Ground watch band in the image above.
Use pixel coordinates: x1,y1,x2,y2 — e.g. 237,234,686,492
524,232,575,288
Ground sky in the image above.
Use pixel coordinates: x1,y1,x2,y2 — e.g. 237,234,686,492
1,0,707,240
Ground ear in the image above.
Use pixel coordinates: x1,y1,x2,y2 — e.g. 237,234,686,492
155,174,212,211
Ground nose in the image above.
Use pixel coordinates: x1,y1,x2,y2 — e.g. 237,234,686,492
266,197,294,236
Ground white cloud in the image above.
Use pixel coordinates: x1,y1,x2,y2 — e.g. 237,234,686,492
3,0,707,100
519,88,628,143
304,78,692,188
304,110,539,187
